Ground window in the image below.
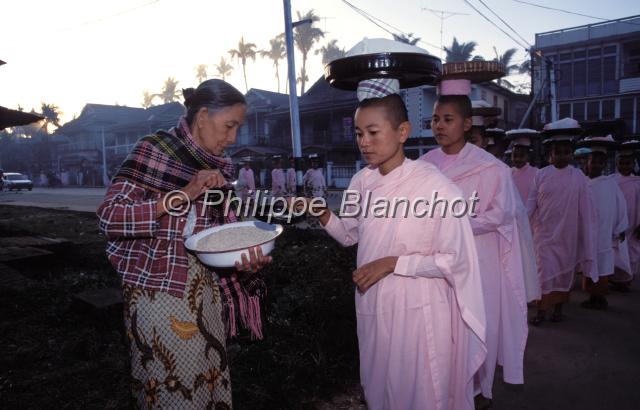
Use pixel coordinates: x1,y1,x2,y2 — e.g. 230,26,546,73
602,100,615,119
621,98,635,133
603,56,617,93
559,103,571,118
560,52,572,61
573,60,586,97
481,90,487,101
603,45,617,55
573,102,585,122
622,42,640,78
573,50,586,59
587,101,599,121
559,63,572,98
588,48,601,57
588,58,602,95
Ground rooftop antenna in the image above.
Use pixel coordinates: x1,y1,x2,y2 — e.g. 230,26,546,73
422,7,469,60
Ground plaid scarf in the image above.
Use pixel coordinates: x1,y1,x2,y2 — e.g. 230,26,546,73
115,117,266,340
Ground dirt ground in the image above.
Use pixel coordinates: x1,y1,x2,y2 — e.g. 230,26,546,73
1,204,640,409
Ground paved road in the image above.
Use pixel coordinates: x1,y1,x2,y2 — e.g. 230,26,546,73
0,187,107,212
0,187,346,214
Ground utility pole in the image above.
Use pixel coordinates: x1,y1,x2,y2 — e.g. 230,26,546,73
422,8,468,60
283,0,310,195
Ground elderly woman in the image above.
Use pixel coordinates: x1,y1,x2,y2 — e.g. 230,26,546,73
97,79,270,409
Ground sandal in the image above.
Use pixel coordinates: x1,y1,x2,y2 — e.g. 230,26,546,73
529,313,545,326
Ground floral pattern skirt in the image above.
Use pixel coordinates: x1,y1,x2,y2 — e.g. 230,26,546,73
123,255,232,409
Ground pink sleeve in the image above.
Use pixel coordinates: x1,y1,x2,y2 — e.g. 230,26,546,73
323,212,359,247
469,168,514,237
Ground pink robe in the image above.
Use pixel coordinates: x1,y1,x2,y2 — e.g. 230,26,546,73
324,158,486,410
422,143,528,398
512,163,538,204
303,168,326,198
286,168,297,195
588,175,628,277
271,168,286,197
614,174,640,277
527,165,599,291
238,168,255,200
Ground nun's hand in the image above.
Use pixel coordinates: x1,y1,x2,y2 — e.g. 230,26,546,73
352,256,398,294
235,246,272,273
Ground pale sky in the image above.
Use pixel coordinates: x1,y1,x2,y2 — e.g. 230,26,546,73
2,0,639,124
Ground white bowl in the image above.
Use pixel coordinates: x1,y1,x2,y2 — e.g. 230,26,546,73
184,221,283,268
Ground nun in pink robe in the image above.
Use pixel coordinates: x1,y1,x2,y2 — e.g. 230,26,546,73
588,174,628,279
614,172,640,278
286,165,297,195
303,167,326,198
324,158,487,410
271,166,286,197
238,165,255,200
526,165,599,293
422,143,528,399
512,164,538,204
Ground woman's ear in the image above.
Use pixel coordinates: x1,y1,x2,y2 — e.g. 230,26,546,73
195,107,208,128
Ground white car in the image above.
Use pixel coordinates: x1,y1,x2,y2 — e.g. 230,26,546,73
2,172,33,191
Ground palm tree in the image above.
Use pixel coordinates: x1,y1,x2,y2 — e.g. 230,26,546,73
142,90,156,108
228,37,257,92
260,35,286,92
40,103,62,134
392,33,421,45
296,73,309,90
493,47,520,89
195,64,208,83
444,37,478,62
315,39,346,65
294,9,325,94
159,77,181,103
214,57,234,81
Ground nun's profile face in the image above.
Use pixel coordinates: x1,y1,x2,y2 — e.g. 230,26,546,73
431,101,472,153
193,104,246,156
617,156,634,176
355,105,409,172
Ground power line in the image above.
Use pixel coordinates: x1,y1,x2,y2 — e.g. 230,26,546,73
514,0,640,26
463,0,530,50
476,0,532,48
58,0,161,31
341,0,443,51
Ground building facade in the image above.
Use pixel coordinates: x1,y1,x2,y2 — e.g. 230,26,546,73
532,15,640,135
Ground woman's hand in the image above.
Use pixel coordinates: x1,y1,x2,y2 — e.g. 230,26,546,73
183,169,227,200
289,197,330,225
234,246,272,273
352,256,398,294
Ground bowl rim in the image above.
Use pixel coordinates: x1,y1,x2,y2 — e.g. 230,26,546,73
185,220,284,254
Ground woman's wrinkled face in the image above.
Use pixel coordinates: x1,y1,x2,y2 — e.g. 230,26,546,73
431,102,472,151
354,105,408,169
194,103,246,156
